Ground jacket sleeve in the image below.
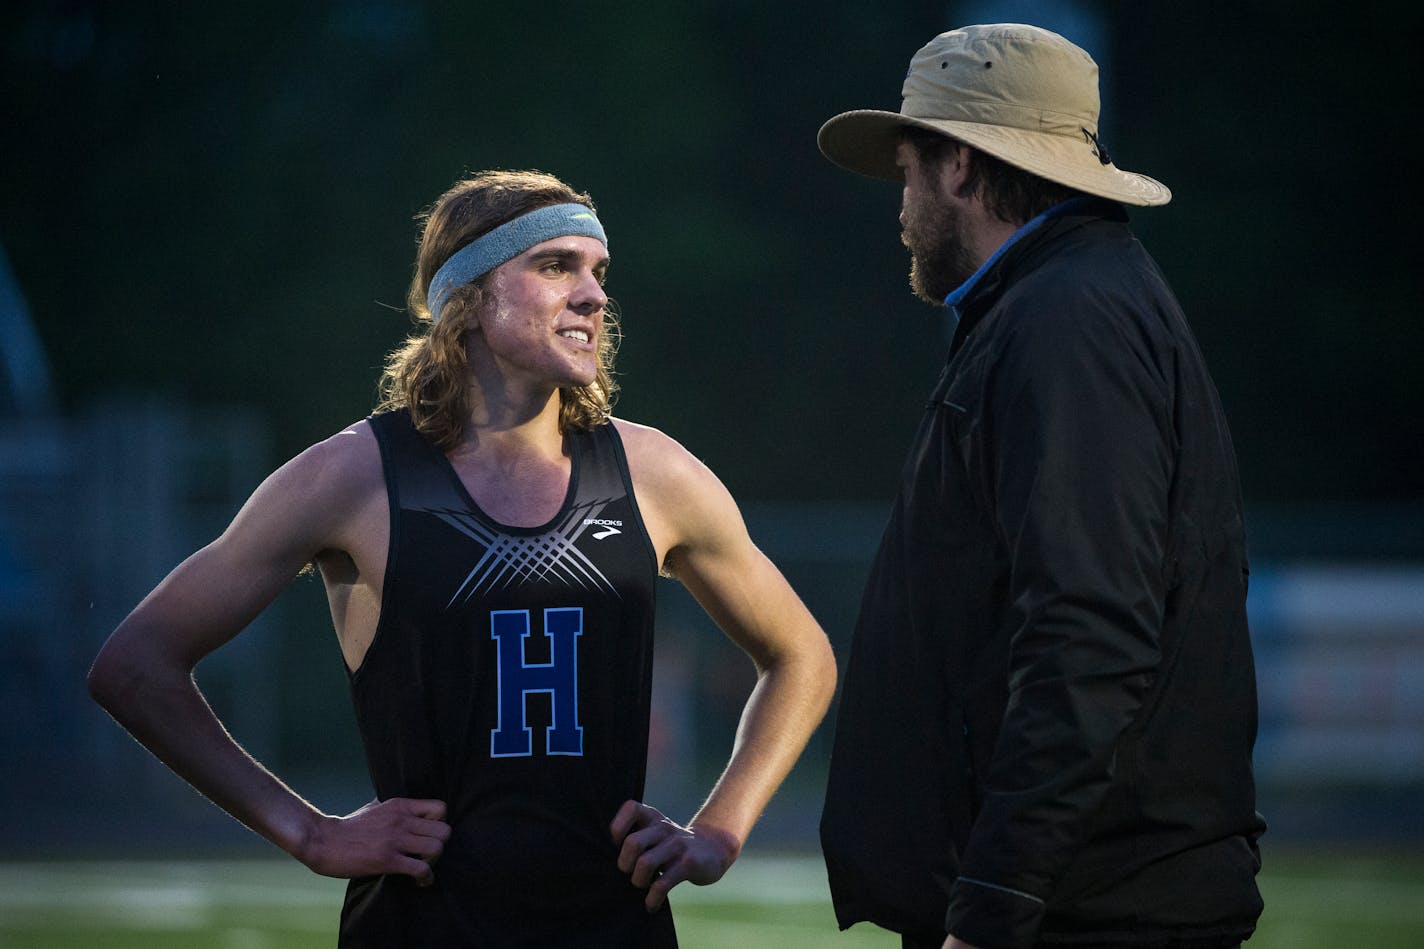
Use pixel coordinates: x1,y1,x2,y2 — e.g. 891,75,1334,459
946,296,1173,949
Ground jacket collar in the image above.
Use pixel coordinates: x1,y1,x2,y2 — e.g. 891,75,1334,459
944,196,1126,354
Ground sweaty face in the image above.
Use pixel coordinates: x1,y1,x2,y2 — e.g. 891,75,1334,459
472,235,609,391
897,141,977,305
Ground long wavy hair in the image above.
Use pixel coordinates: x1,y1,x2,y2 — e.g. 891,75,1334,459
375,170,620,451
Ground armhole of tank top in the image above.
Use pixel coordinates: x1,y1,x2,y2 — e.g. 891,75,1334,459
602,422,661,577
350,410,404,682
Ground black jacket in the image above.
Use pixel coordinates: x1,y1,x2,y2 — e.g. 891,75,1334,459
820,201,1265,949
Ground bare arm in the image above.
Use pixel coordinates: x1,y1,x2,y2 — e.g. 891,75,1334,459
86,425,449,881
609,423,837,909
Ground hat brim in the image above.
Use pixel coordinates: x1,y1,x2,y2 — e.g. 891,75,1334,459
818,109,1171,207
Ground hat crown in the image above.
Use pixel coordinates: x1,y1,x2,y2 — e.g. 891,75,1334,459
814,22,1170,206
900,24,1100,138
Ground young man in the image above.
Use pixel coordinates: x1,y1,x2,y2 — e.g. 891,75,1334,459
815,24,1265,949
88,169,837,947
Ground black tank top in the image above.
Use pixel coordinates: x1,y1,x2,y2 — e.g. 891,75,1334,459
339,409,676,947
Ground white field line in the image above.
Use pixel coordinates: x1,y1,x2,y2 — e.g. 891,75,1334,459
0,856,830,914
0,861,344,930
2,858,1421,928
675,854,835,905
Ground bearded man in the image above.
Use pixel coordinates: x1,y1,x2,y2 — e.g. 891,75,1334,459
815,24,1266,949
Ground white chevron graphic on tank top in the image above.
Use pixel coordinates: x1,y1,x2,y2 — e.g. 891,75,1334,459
431,498,621,608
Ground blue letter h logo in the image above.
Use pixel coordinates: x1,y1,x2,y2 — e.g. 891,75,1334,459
489,608,584,757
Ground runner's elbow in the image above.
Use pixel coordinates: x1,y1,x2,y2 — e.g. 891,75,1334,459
87,626,173,714
87,637,139,712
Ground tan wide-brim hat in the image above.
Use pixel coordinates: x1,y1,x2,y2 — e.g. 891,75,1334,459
819,23,1170,207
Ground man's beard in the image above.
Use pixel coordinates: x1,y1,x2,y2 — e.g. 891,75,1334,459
902,193,977,305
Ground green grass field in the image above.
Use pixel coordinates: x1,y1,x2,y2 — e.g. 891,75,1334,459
1,850,1420,948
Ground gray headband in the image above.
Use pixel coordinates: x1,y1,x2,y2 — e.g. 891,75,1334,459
425,203,608,322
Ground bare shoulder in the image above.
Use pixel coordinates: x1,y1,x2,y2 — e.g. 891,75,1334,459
230,419,385,544
610,417,744,568
611,417,719,499
610,416,679,456
291,419,385,498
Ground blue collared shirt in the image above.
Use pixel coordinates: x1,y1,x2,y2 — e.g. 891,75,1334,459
943,196,1104,338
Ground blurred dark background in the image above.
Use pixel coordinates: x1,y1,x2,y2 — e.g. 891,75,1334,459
2,1,1421,858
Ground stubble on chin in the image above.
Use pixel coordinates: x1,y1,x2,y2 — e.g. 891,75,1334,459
904,245,956,306
907,251,945,306
901,203,975,306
